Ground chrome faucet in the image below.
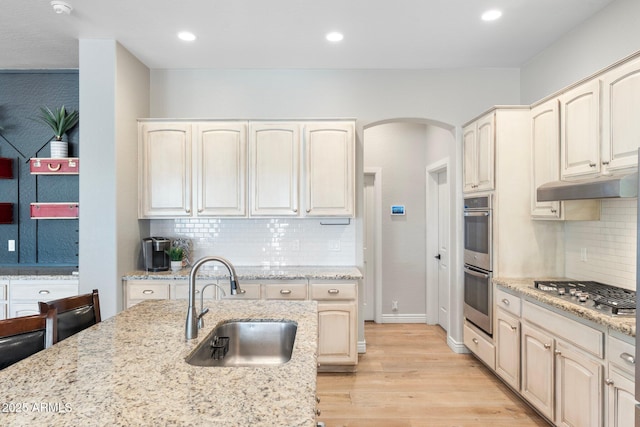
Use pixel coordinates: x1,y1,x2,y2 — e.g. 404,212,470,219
186,256,241,340
197,282,227,330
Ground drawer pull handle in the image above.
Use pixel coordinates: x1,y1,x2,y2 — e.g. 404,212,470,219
589,162,596,167
142,289,154,295
501,298,510,306
328,289,340,295
38,290,50,295
544,343,551,350
620,352,635,365
47,163,62,172
280,289,292,295
238,289,246,295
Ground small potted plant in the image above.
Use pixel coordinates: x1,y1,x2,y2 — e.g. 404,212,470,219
166,247,184,272
37,105,79,158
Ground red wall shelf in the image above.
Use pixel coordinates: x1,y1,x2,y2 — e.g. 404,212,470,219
30,202,79,219
30,158,79,175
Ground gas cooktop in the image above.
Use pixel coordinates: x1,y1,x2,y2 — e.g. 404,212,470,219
534,280,636,317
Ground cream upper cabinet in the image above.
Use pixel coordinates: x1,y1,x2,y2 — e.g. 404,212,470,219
601,57,640,174
559,79,602,179
249,122,300,216
531,100,562,219
463,112,494,193
303,122,355,217
194,122,247,217
139,122,192,218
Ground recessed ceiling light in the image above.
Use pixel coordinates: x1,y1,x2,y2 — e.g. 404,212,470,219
177,31,197,42
481,10,502,21
326,32,344,42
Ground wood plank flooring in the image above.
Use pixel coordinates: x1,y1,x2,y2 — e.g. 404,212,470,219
316,322,549,427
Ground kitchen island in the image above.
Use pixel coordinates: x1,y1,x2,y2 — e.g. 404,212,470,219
0,299,318,426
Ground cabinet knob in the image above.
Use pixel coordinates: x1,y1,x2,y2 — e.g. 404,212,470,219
306,209,311,213
589,162,596,167
501,298,510,306
510,326,517,332
293,208,298,213
544,343,551,350
472,338,479,344
186,208,191,213
550,208,557,214
605,378,614,386
602,161,610,165
554,350,561,355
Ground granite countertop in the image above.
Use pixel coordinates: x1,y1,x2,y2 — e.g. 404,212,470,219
124,265,363,281
0,299,318,426
494,277,635,337
0,267,79,280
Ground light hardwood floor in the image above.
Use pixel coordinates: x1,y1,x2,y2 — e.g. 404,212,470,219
316,322,549,427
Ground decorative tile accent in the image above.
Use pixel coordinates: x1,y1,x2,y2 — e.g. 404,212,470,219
565,199,637,291
150,218,356,266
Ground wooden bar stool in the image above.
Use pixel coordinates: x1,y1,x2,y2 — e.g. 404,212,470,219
39,289,101,342
0,308,56,370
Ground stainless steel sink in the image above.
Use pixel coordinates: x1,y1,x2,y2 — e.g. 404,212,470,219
185,320,297,367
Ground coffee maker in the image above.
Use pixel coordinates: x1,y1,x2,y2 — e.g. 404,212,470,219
142,237,171,272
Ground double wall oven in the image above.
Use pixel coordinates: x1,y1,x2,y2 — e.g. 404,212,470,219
463,195,493,335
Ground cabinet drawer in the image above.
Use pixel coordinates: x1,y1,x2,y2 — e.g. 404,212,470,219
607,334,636,376
522,300,604,358
464,321,495,370
264,283,307,300
495,287,521,317
11,282,78,301
222,283,261,300
128,282,170,300
310,282,357,300
173,282,220,300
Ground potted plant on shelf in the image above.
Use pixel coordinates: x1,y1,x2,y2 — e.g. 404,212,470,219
167,247,184,272
37,105,79,158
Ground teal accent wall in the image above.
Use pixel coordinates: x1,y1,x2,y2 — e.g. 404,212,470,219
0,71,79,266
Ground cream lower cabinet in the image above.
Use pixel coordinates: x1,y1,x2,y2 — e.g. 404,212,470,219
8,279,79,318
521,322,555,420
606,334,637,427
124,279,172,308
310,281,358,371
0,282,7,320
495,309,520,390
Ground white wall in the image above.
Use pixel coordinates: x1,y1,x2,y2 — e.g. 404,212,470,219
79,40,149,319
521,0,640,103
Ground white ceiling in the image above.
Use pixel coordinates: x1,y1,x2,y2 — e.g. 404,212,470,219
1,0,614,70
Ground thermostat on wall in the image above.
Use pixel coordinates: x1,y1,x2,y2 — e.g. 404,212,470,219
391,205,405,215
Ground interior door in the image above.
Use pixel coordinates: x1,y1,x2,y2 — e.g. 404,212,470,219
437,170,449,331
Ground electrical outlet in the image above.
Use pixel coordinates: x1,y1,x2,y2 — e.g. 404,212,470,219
328,240,341,251
392,300,398,311
8,240,15,252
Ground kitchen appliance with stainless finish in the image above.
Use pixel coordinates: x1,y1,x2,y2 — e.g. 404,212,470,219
142,237,171,272
463,195,493,335
533,280,636,316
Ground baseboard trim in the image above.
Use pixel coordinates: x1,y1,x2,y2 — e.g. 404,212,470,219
357,340,366,354
380,314,427,323
447,336,469,354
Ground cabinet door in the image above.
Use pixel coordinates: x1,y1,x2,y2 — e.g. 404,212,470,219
475,113,495,192
560,80,601,179
606,367,636,427
249,122,300,216
195,122,247,216
303,122,354,217
531,100,562,218
462,124,477,193
521,323,555,420
139,122,192,218
317,302,357,365
495,309,520,390
601,57,640,173
555,341,603,427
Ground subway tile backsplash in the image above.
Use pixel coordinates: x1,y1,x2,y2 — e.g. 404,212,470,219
565,199,637,291
150,218,356,267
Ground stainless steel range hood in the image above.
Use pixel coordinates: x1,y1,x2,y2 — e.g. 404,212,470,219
537,172,638,201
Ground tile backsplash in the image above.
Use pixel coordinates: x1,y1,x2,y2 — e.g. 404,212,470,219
150,218,356,267
565,199,637,290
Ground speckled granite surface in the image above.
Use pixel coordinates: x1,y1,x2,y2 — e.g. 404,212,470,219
0,299,318,426
494,277,635,337
0,267,78,280
124,265,363,281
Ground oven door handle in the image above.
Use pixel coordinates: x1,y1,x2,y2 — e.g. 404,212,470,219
464,266,490,279
464,211,489,217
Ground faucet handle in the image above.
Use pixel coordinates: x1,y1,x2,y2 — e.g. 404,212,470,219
197,308,210,329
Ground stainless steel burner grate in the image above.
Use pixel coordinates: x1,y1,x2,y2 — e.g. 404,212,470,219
534,280,636,315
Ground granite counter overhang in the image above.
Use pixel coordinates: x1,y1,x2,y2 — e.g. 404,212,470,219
0,299,318,426
494,277,635,337
0,267,78,280
124,265,363,281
